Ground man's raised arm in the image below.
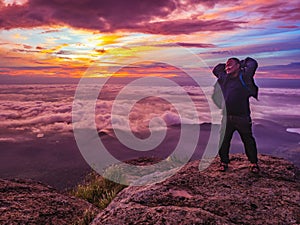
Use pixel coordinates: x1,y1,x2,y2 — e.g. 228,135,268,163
212,63,226,78
241,57,258,77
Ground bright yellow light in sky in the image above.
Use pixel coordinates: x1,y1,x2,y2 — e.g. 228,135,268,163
0,0,299,80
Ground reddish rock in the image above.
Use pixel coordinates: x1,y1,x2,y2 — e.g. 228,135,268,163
92,154,300,225
0,178,99,225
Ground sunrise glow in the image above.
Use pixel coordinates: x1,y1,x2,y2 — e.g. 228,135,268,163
0,0,299,81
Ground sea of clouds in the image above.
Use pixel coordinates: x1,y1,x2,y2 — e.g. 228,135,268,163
1,84,300,142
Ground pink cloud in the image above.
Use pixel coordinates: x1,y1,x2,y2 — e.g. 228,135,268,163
206,40,300,56
176,42,216,48
277,25,299,29
258,62,300,78
134,19,242,34
0,0,244,34
176,0,243,9
255,2,300,21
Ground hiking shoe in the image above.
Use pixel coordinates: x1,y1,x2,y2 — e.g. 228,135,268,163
218,162,228,172
249,163,260,174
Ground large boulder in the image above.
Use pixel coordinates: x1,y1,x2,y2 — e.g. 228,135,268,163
92,154,300,224
0,178,99,224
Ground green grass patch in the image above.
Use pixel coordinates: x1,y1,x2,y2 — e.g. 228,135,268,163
71,170,127,210
72,207,99,225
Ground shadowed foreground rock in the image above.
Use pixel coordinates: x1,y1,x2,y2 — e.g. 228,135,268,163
0,178,99,224
92,154,300,225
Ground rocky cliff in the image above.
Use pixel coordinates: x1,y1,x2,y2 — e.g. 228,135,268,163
0,178,99,224
92,154,300,225
1,154,299,224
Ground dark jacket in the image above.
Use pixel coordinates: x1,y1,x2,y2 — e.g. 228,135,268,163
213,57,259,99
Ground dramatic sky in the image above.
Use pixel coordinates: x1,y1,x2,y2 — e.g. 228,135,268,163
0,0,299,82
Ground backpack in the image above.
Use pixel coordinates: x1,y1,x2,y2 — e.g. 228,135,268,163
212,81,223,109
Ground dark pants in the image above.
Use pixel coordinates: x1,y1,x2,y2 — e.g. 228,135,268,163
219,115,258,164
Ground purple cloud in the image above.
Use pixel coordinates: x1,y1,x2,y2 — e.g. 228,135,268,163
208,39,300,56
176,42,216,48
0,0,243,34
135,19,242,34
277,25,299,29
259,62,300,77
255,2,300,21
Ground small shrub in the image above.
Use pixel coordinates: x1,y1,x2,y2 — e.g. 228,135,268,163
71,171,127,209
73,208,98,225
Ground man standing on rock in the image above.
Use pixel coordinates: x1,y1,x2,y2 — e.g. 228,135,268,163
212,57,260,173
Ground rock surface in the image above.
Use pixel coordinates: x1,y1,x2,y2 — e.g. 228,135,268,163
92,154,300,225
0,178,99,225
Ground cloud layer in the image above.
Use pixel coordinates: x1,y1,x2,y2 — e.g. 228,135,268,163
0,84,212,141
1,83,300,142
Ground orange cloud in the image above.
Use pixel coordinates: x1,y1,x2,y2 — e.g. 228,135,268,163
40,44,69,54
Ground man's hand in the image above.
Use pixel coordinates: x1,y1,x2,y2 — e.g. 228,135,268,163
212,63,226,78
243,57,258,77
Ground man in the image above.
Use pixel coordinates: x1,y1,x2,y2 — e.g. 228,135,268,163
212,57,259,173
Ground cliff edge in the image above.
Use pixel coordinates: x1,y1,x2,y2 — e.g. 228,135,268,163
1,154,299,224
92,154,300,225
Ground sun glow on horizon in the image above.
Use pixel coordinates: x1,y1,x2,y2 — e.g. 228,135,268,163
0,0,299,82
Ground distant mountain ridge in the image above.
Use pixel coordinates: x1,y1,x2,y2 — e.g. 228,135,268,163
1,75,300,89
